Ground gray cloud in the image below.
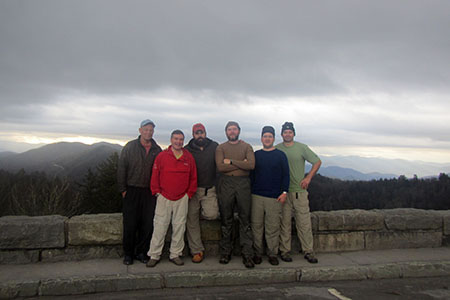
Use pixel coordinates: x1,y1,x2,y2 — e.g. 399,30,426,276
1,0,449,102
1,0,450,161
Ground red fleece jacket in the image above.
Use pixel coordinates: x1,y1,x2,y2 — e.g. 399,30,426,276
150,146,197,200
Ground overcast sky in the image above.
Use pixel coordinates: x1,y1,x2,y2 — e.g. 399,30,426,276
1,0,449,163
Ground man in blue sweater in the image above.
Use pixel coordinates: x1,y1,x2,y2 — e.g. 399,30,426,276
251,126,290,265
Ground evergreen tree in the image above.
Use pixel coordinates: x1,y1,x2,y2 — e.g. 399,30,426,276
78,152,122,213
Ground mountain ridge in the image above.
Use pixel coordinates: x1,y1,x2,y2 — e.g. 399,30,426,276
0,142,449,181
0,142,122,181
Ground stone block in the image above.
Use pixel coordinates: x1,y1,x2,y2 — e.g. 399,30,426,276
0,280,39,298
0,250,40,264
315,210,384,231
300,266,368,282
67,214,122,246
380,208,442,231
311,213,319,232
400,261,450,278
367,263,402,279
314,232,364,252
39,274,162,296
365,231,442,250
164,269,297,288
200,220,221,241
203,242,220,256
0,215,66,249
41,245,122,262
438,210,450,235
443,235,450,247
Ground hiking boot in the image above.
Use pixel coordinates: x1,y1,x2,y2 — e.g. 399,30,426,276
146,258,159,268
242,256,255,268
135,253,149,264
304,253,318,264
219,254,231,264
192,252,204,263
170,256,184,266
280,253,292,262
123,255,133,265
268,256,279,265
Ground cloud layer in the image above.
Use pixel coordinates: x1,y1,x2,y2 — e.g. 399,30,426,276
1,1,449,162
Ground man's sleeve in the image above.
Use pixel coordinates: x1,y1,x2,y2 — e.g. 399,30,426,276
150,154,162,195
117,146,128,193
280,151,290,192
215,145,238,173
230,144,255,170
187,154,198,198
304,145,320,165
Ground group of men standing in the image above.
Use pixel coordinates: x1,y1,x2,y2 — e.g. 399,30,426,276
118,119,321,268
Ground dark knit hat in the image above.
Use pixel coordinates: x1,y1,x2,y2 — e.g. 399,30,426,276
281,122,295,135
261,126,275,137
225,121,241,131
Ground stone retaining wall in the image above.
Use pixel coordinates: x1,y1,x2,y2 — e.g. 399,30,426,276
1,208,449,264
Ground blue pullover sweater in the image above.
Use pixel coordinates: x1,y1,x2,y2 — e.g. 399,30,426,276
251,148,290,199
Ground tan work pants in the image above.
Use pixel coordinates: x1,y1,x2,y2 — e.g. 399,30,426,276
147,194,188,260
251,194,282,257
279,191,314,254
186,187,219,254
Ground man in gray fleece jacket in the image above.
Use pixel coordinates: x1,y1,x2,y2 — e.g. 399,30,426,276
117,119,162,265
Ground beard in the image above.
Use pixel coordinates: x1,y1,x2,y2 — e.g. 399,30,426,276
227,133,239,142
194,137,207,147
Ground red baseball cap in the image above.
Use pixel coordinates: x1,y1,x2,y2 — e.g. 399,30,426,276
192,123,206,134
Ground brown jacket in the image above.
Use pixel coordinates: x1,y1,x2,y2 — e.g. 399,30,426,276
215,140,255,177
117,137,162,192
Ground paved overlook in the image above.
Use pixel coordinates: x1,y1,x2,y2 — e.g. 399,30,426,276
1,208,450,298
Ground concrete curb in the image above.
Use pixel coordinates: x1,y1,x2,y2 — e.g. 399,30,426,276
1,260,450,298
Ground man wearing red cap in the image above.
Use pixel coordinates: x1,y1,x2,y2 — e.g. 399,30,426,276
184,123,219,263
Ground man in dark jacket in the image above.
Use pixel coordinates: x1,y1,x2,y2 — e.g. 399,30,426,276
184,123,219,263
117,119,162,265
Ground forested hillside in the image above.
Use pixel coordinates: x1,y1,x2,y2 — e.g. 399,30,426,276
0,153,449,217
308,174,450,211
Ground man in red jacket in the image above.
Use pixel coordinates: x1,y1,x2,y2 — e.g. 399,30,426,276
146,130,197,267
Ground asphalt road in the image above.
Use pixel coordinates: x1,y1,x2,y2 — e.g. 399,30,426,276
32,276,450,300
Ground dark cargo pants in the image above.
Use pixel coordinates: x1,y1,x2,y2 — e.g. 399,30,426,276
217,175,254,257
122,186,156,257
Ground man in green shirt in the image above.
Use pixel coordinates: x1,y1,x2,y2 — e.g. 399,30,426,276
276,122,321,264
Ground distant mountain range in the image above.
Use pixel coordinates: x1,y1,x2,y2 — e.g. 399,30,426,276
317,166,397,181
319,155,450,178
0,142,449,181
0,142,122,181
0,151,17,159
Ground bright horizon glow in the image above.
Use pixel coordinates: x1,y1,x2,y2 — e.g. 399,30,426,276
3,134,450,164
15,135,126,147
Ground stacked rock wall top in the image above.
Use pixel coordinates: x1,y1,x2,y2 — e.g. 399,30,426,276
1,209,450,264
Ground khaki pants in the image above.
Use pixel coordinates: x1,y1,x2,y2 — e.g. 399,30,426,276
186,187,219,254
147,194,188,260
251,194,282,257
279,191,314,254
